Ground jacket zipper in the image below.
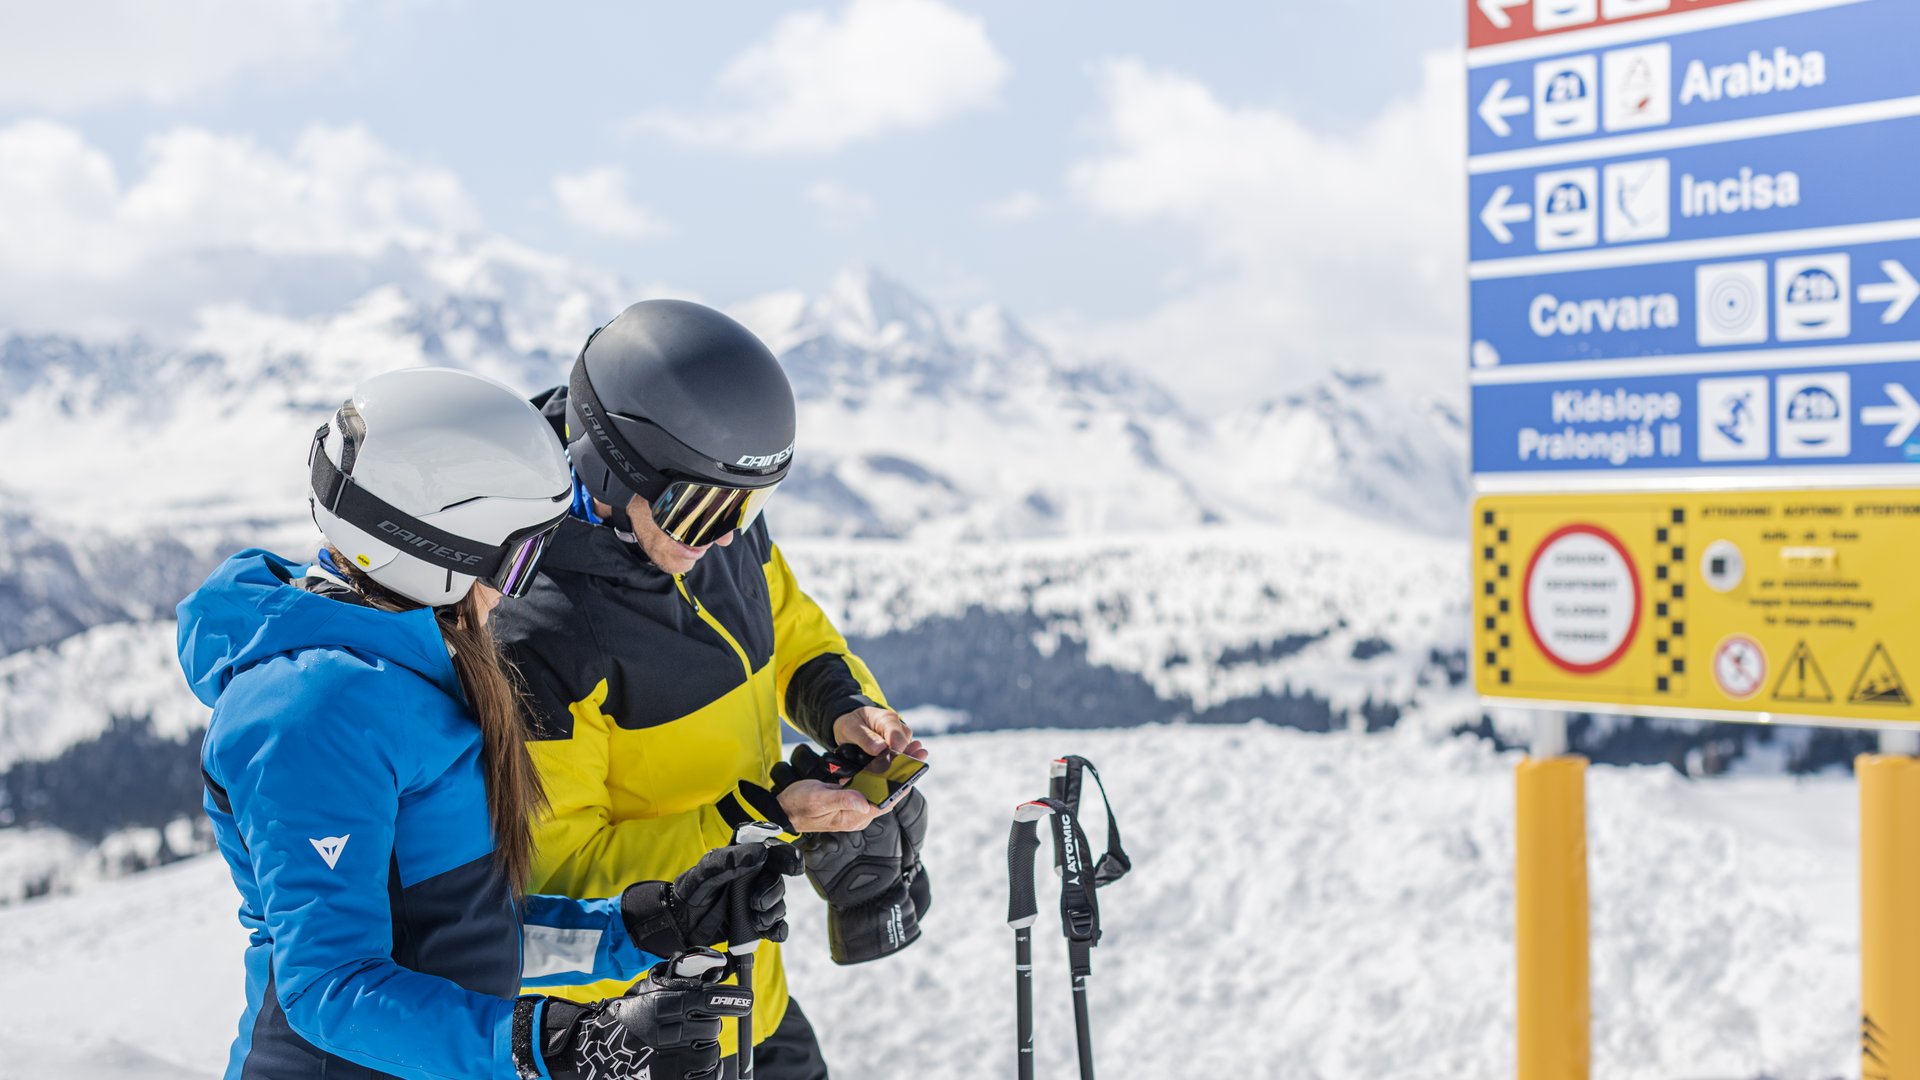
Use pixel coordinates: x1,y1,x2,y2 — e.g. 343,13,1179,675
673,575,767,778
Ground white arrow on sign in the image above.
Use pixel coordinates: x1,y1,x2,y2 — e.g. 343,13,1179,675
1477,0,1528,29
1858,260,1920,324
1480,185,1532,244
1862,384,1920,446
1477,78,1530,138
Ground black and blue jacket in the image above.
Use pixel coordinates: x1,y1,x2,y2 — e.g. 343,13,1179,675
178,550,662,1080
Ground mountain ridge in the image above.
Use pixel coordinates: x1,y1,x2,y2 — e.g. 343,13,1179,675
0,262,1468,552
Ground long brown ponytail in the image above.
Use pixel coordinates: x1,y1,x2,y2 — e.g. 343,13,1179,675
328,548,548,892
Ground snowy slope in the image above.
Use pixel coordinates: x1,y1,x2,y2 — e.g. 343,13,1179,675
791,523,1468,718
0,524,1470,776
0,521,1473,902
0,721,1857,1079
0,621,204,771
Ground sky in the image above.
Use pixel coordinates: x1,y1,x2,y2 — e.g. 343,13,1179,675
0,0,1466,410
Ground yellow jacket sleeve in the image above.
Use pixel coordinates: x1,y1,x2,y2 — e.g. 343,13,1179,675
763,541,890,745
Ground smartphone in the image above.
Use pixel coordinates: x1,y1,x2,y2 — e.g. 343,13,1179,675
845,753,929,810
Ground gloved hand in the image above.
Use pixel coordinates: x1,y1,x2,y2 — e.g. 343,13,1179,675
767,743,885,833
896,784,932,918
770,742,872,792
513,950,753,1080
800,783,932,965
620,841,803,958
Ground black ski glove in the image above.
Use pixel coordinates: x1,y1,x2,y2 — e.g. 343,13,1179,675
768,742,870,794
621,840,803,959
801,784,932,965
896,783,932,918
513,950,753,1080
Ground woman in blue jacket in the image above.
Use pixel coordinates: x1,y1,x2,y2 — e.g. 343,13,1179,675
177,367,798,1080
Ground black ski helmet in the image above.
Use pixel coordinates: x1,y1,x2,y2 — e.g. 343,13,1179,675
567,299,796,533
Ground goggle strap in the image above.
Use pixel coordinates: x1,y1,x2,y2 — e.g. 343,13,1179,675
310,434,556,580
568,360,659,502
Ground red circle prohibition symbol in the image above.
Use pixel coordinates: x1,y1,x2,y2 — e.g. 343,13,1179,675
1521,522,1643,676
1713,634,1767,700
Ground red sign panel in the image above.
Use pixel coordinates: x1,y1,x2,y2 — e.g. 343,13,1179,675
1467,0,1759,50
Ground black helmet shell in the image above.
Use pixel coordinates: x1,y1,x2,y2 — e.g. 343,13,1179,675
568,299,796,506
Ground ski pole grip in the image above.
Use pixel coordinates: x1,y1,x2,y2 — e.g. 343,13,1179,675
729,821,782,956
1007,805,1046,928
729,869,754,952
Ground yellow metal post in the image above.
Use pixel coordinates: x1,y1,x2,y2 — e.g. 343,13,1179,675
1516,755,1589,1080
1860,752,1920,1079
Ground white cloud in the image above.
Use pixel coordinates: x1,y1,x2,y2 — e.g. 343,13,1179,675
125,125,480,255
0,120,482,334
1066,55,1464,409
552,167,672,240
805,180,876,228
0,0,347,111
633,0,1009,155
980,190,1043,223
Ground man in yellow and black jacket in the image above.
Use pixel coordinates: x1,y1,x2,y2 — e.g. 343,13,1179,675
494,300,927,1079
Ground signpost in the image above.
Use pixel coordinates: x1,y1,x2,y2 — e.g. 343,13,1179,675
1466,1,1920,1075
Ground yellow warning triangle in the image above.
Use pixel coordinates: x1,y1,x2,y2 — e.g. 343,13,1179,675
1849,643,1912,706
1772,641,1833,704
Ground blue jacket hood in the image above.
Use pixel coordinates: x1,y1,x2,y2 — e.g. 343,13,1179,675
177,549,458,706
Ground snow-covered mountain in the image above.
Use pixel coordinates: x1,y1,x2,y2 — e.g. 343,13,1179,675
0,260,1471,663
1215,372,1470,537
0,264,1467,551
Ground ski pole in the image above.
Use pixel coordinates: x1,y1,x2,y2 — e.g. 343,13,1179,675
1051,753,1133,1080
1070,961,1095,1080
1010,757,1132,1080
1051,807,1099,1080
729,821,784,1079
1007,801,1050,1080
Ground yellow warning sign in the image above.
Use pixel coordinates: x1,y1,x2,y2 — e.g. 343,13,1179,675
1850,643,1912,707
1476,488,1920,726
1773,641,1833,704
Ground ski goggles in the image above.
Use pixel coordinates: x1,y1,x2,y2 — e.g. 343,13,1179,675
488,519,564,598
645,478,780,549
310,423,566,600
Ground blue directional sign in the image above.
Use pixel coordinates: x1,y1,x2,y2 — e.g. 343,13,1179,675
1468,1,1920,157
1470,112,1920,263
1468,0,1920,483
1471,235,1920,368
1472,360,1920,474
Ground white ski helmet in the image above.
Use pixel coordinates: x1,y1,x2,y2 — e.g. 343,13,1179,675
308,367,572,607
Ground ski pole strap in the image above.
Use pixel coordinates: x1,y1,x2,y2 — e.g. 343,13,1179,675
1049,756,1132,889
1043,798,1102,961
1067,939,1092,979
